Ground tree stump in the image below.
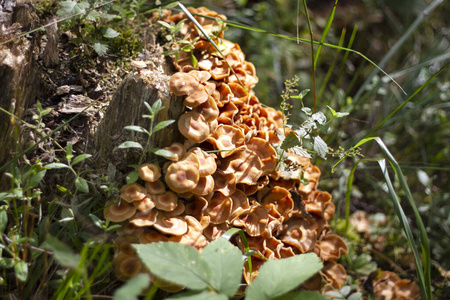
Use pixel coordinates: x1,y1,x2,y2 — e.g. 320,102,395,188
0,0,39,169
92,51,185,174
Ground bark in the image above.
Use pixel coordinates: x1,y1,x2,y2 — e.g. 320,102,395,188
91,51,185,174
0,0,39,168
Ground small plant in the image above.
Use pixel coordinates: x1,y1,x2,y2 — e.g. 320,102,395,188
118,99,175,183
157,19,199,63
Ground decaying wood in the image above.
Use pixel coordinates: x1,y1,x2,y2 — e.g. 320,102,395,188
0,0,39,168
92,52,185,174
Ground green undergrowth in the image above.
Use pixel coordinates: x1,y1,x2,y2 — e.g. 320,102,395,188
1,0,448,299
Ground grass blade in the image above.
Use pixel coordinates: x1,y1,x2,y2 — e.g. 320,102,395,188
314,0,339,67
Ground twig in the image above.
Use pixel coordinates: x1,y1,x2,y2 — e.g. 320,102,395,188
2,233,54,255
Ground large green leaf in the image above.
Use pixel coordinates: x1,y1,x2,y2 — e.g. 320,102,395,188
113,274,150,300
201,238,243,297
273,291,328,300
245,253,323,300
43,235,81,269
168,290,228,300
134,242,212,290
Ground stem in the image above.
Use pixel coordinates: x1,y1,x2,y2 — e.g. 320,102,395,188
302,0,317,113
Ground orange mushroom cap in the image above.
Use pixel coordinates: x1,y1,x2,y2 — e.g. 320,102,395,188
161,142,186,162
153,213,188,236
165,152,200,193
169,72,199,96
104,199,137,222
138,163,162,182
154,191,178,211
178,111,210,143
120,183,148,203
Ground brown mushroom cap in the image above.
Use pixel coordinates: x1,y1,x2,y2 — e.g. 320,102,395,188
133,196,156,211
212,170,236,196
184,85,209,108
117,222,145,237
169,72,199,96
138,228,169,244
206,192,233,224
145,180,166,195
104,199,137,222
178,111,210,143
220,146,263,185
184,195,208,221
393,279,421,300
281,218,317,253
240,205,269,237
191,175,215,196
154,191,178,211
160,142,186,162
229,189,250,220
207,125,245,157
138,163,162,182
120,183,148,203
187,147,217,176
193,95,219,122
317,234,348,261
130,209,158,227
113,236,139,255
165,152,200,193
113,252,146,281
153,213,188,236
321,261,348,290
246,137,277,174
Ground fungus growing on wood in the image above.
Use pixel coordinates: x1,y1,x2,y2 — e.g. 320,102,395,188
206,192,233,224
161,142,186,162
153,214,188,236
113,252,147,281
165,152,200,193
206,124,245,156
178,111,210,143
316,234,348,261
169,72,199,96
145,180,166,195
154,191,178,211
138,163,162,182
133,196,156,212
130,209,158,227
120,183,148,203
104,199,137,222
220,146,263,185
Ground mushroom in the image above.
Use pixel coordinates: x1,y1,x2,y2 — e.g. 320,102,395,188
281,218,317,253
393,279,420,300
160,142,186,161
154,191,178,211
259,187,294,220
113,252,147,281
187,147,217,176
120,183,148,203
145,180,166,195
239,205,269,237
131,60,147,74
212,170,236,196
321,261,348,290
316,234,348,261
114,236,139,255
133,196,156,212
191,175,215,196
169,72,199,96
130,209,158,227
229,189,250,220
206,125,245,157
138,228,169,244
246,137,277,174
219,146,263,185
165,152,200,193
178,216,209,250
184,195,208,221
178,111,210,143
193,95,219,122
104,199,137,222
205,192,233,224
183,85,209,108
153,213,188,236
203,222,230,241
138,163,161,182
117,222,144,237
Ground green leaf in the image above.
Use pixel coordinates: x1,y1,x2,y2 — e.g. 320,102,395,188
168,290,228,300
291,89,310,100
46,163,69,169
86,9,101,21
75,177,89,193
56,184,73,196
133,242,212,290
93,42,108,56
89,214,104,229
14,260,28,282
311,112,327,125
72,154,92,166
151,148,176,159
280,132,301,150
273,291,328,300
157,20,173,30
301,107,312,115
0,210,7,233
66,142,73,160
245,253,323,300
0,257,15,268
201,238,243,297
27,169,46,189
118,141,143,149
152,120,175,133
104,27,120,39
40,108,52,117
220,228,243,241
151,99,163,113
43,235,81,269
126,171,139,184
313,136,328,159
327,106,349,118
57,1,77,17
124,125,148,134
353,254,377,275
113,273,150,300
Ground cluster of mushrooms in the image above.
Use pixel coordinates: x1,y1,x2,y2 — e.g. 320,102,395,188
104,6,349,293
